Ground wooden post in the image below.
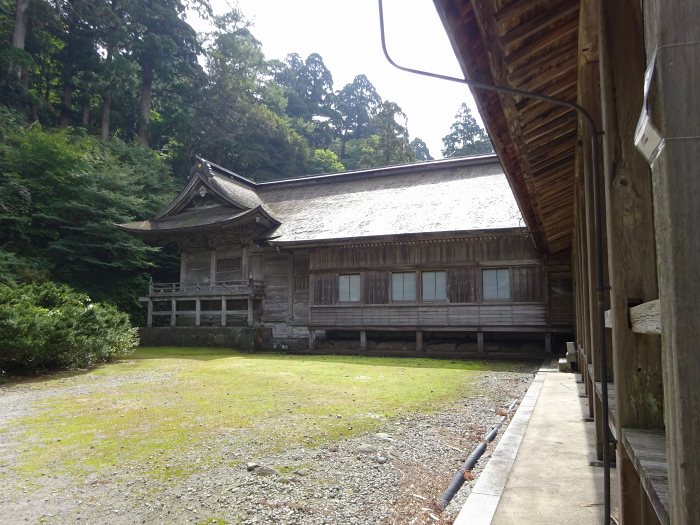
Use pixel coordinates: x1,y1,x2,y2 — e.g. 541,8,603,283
644,3,700,522
360,330,367,351
544,332,552,354
170,299,176,327
242,244,249,280
146,299,153,327
287,253,294,321
577,0,607,461
220,297,226,327
195,299,201,327
599,1,664,521
309,329,316,351
247,296,254,326
416,330,423,352
477,331,484,354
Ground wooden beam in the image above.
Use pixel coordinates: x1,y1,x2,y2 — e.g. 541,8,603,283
503,17,578,70
629,300,661,335
501,2,579,51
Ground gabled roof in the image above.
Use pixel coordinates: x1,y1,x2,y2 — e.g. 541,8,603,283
118,155,525,244
155,157,263,219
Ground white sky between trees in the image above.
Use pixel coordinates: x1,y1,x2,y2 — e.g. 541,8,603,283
191,0,483,160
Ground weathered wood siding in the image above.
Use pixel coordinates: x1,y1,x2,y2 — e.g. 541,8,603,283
310,234,539,270
512,266,544,303
363,271,390,304
182,250,211,283
262,253,289,320
549,275,574,326
312,273,337,306
309,304,548,328
305,234,569,330
292,253,310,322
447,268,478,303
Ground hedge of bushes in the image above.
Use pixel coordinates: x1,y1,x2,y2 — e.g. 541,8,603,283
0,282,138,375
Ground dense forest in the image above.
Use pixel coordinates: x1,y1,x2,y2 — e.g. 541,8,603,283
0,0,492,372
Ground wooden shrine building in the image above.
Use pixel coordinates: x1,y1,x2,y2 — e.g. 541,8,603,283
432,0,700,523
119,155,573,355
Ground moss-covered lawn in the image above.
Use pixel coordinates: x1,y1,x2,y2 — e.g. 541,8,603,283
4,347,529,482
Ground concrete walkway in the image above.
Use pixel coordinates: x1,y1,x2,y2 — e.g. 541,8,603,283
455,362,618,525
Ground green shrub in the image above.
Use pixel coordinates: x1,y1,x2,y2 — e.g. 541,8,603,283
0,282,138,374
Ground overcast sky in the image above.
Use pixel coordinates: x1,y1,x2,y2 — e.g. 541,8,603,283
192,0,480,159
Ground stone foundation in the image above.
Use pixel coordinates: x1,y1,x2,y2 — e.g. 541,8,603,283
139,326,271,351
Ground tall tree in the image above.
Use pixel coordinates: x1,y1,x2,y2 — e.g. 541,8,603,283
272,52,336,148
188,10,311,180
123,0,206,147
7,0,30,85
334,74,381,158
410,137,433,161
441,103,493,157
371,100,414,165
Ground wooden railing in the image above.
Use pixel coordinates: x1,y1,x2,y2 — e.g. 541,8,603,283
604,299,661,334
148,279,264,297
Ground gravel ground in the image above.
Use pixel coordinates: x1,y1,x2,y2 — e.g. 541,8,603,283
0,365,536,525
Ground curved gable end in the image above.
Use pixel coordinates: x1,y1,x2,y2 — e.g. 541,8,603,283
117,158,278,238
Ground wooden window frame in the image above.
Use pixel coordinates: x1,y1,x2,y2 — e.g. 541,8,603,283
482,268,512,301
391,272,417,302
421,270,447,302
338,273,361,303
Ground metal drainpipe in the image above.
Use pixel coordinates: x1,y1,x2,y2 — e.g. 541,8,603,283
439,399,518,510
376,1,611,521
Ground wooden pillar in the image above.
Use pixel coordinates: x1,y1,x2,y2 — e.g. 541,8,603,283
210,250,216,283
195,298,201,327
241,244,249,280
416,330,423,352
477,331,484,354
308,329,316,351
577,0,607,461
287,253,294,321
544,332,552,354
599,1,664,522
644,2,700,522
170,298,176,327
247,296,254,326
360,330,367,351
146,299,153,328
220,297,226,327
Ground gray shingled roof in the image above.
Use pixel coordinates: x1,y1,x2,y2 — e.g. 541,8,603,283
118,156,524,243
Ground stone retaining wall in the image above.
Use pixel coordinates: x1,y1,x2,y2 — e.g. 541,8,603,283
139,327,271,351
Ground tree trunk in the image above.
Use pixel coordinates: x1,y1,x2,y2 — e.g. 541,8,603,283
81,88,91,127
101,86,112,140
60,63,74,126
8,0,30,83
137,61,154,147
